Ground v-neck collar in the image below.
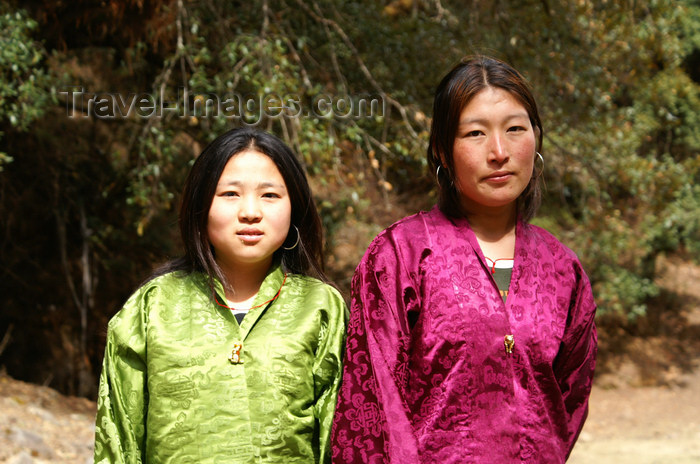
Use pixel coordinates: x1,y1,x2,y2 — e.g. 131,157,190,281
211,264,286,340
441,208,524,307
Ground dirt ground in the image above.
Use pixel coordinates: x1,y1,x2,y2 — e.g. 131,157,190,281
570,257,700,464
0,373,95,464
568,368,700,464
1,258,699,463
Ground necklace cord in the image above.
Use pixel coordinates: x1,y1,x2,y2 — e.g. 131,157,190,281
213,273,288,311
484,257,513,275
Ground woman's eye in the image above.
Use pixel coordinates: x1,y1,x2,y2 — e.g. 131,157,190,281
221,191,239,197
465,130,483,137
262,192,280,199
507,126,526,132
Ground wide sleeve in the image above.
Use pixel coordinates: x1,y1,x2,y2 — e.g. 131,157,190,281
331,233,420,464
313,287,349,464
94,286,151,464
553,261,598,457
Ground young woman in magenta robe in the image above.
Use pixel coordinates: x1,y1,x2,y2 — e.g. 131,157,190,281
331,56,597,463
94,128,347,463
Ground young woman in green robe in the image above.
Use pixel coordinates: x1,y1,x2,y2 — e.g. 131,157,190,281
94,127,348,464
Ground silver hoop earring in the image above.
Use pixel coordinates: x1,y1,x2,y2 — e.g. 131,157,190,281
283,225,300,250
535,152,545,177
436,165,450,187
435,165,455,188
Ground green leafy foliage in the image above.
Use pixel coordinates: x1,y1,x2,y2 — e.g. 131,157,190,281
1,0,699,396
0,2,53,170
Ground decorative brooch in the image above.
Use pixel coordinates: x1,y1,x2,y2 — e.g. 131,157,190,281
228,343,244,364
504,334,515,354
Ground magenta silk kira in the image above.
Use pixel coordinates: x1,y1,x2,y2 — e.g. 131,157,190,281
331,206,597,464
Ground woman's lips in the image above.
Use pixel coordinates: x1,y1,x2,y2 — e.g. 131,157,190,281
237,229,263,242
484,171,513,183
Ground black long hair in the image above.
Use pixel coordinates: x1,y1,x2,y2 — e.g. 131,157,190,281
155,127,327,290
428,55,544,222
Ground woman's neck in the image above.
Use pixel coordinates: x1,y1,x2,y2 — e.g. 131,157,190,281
219,260,272,307
466,209,517,260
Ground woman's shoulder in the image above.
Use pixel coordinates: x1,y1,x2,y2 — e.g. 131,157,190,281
109,271,208,328
117,270,206,314
368,206,443,248
287,273,344,299
285,274,348,317
136,269,202,294
363,206,455,263
521,222,584,264
384,205,445,232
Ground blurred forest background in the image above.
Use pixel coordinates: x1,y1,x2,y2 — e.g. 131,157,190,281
0,0,699,400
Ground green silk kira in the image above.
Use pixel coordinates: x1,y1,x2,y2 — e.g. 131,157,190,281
94,264,348,464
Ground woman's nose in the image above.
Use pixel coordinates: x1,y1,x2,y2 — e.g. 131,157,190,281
488,134,509,163
238,196,262,222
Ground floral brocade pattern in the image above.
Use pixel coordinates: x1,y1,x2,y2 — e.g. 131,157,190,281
94,265,347,464
331,206,597,463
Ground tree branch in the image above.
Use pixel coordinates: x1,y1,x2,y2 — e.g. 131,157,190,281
294,0,422,138
0,324,13,358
